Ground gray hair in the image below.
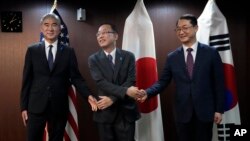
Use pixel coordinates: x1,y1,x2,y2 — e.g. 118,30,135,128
40,13,61,25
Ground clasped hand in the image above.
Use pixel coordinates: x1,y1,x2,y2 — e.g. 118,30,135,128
88,95,114,111
88,86,148,111
126,86,147,103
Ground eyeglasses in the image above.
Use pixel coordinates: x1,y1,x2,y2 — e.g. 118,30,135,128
175,26,193,33
96,31,116,37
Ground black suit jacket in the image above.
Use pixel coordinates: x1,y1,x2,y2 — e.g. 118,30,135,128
20,42,90,115
147,42,225,123
88,48,140,123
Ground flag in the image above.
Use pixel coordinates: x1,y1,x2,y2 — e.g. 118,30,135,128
41,2,79,141
197,0,241,140
122,0,164,141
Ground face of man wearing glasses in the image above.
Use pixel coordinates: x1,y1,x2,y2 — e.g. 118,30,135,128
176,19,198,47
96,24,118,50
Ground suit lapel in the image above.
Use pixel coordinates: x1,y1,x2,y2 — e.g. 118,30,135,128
38,42,51,72
192,43,203,80
113,48,123,81
176,47,190,79
52,43,65,72
98,50,114,81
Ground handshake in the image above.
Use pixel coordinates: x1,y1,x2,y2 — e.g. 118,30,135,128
126,86,148,103
87,86,148,111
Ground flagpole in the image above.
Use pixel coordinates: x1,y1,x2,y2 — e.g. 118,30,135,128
50,0,57,13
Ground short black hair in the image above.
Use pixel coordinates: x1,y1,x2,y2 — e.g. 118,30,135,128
176,14,197,26
99,23,118,33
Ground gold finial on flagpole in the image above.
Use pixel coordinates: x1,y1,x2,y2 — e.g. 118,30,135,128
50,0,57,13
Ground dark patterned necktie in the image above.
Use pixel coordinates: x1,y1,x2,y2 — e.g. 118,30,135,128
107,54,115,70
186,48,193,78
48,45,54,71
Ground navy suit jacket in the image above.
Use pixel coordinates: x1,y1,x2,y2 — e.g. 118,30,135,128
146,42,225,123
88,48,140,123
20,42,90,115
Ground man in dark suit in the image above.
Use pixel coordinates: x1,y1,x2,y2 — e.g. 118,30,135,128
140,14,225,141
88,23,141,141
20,13,97,141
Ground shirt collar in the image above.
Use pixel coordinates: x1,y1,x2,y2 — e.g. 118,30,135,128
182,41,198,52
104,48,116,57
45,40,58,48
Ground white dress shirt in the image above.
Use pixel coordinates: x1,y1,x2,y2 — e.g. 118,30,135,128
45,40,58,62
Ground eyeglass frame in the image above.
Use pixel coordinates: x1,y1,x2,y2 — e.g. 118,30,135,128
96,31,116,37
174,25,194,33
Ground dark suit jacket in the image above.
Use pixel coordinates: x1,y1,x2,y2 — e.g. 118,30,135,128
20,41,90,115
146,42,225,123
88,48,140,123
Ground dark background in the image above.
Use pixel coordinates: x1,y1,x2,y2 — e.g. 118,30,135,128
0,0,248,140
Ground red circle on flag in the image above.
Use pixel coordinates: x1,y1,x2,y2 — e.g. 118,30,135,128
223,63,238,110
136,57,159,113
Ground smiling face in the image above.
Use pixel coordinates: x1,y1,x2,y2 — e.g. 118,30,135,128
96,24,118,51
40,14,61,44
176,18,198,47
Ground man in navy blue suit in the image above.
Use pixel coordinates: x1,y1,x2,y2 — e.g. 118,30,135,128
140,14,225,141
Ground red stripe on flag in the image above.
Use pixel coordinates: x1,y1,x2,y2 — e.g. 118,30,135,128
43,124,48,141
68,87,77,107
136,57,158,113
64,131,70,141
67,112,80,140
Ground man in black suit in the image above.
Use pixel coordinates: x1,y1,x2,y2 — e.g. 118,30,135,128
20,13,97,141
140,14,225,141
88,23,141,141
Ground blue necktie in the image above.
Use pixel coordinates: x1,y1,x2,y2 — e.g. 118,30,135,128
186,48,193,78
48,45,53,71
107,54,114,70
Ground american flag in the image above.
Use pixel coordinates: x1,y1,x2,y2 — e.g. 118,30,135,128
41,8,80,141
